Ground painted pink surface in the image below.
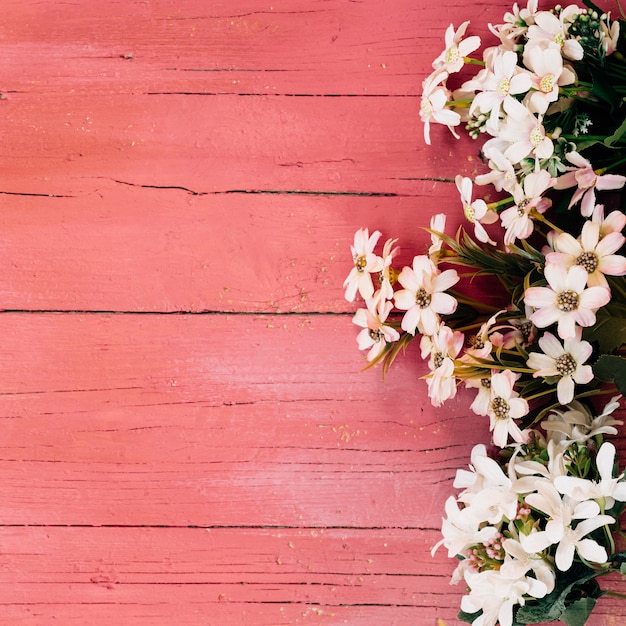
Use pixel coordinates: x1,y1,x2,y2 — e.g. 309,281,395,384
0,1,624,625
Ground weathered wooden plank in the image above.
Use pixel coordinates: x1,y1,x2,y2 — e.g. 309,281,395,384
0,92,482,197
0,312,491,528
0,527,624,625
1,0,499,97
0,184,476,313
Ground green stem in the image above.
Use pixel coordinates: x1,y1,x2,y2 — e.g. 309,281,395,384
597,155,626,174
487,196,515,210
463,57,485,66
605,590,626,600
449,292,501,313
530,209,564,234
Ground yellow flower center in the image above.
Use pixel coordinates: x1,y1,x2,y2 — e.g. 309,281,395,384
464,203,476,223
539,74,555,93
530,126,544,147
497,78,511,97
446,46,460,64
421,98,433,116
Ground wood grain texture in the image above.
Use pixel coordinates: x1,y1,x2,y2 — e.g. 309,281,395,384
1,0,625,624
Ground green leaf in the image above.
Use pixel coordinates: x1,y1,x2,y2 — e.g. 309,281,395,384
591,69,620,112
604,116,626,147
515,562,601,624
561,597,598,626
458,609,481,625
593,354,626,395
584,304,626,353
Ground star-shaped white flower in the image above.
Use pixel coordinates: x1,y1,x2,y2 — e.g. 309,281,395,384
524,263,611,340
526,329,593,405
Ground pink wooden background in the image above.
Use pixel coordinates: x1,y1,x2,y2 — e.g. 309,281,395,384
1,1,625,624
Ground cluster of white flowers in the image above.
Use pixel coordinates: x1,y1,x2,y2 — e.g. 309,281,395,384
344,0,626,451
433,396,624,626
344,3,626,622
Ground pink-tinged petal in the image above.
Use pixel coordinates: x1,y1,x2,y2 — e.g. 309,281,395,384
579,285,611,310
557,314,577,339
401,306,421,334
544,263,568,292
394,289,417,311
596,231,626,256
536,137,554,160
596,174,626,191
565,265,589,293
530,304,561,328
538,332,564,358
357,272,375,299
557,376,575,405
419,307,440,336
572,308,597,329
508,397,529,419
572,364,593,385
431,292,458,315
580,221,600,251
527,352,557,375
598,254,626,277
434,268,460,292
510,72,532,94
554,232,582,257
505,141,532,164
554,171,577,190
580,189,596,217
397,267,421,292
601,210,626,234
507,418,527,442
356,328,375,351
568,337,592,362
525,286,557,308
491,419,509,448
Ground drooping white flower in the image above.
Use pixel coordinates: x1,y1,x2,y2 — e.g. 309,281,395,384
431,495,499,558
353,296,400,362
420,69,461,145
343,228,383,302
378,237,400,300
541,396,624,446
500,169,554,245
420,323,464,407
455,175,498,244
554,151,626,217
